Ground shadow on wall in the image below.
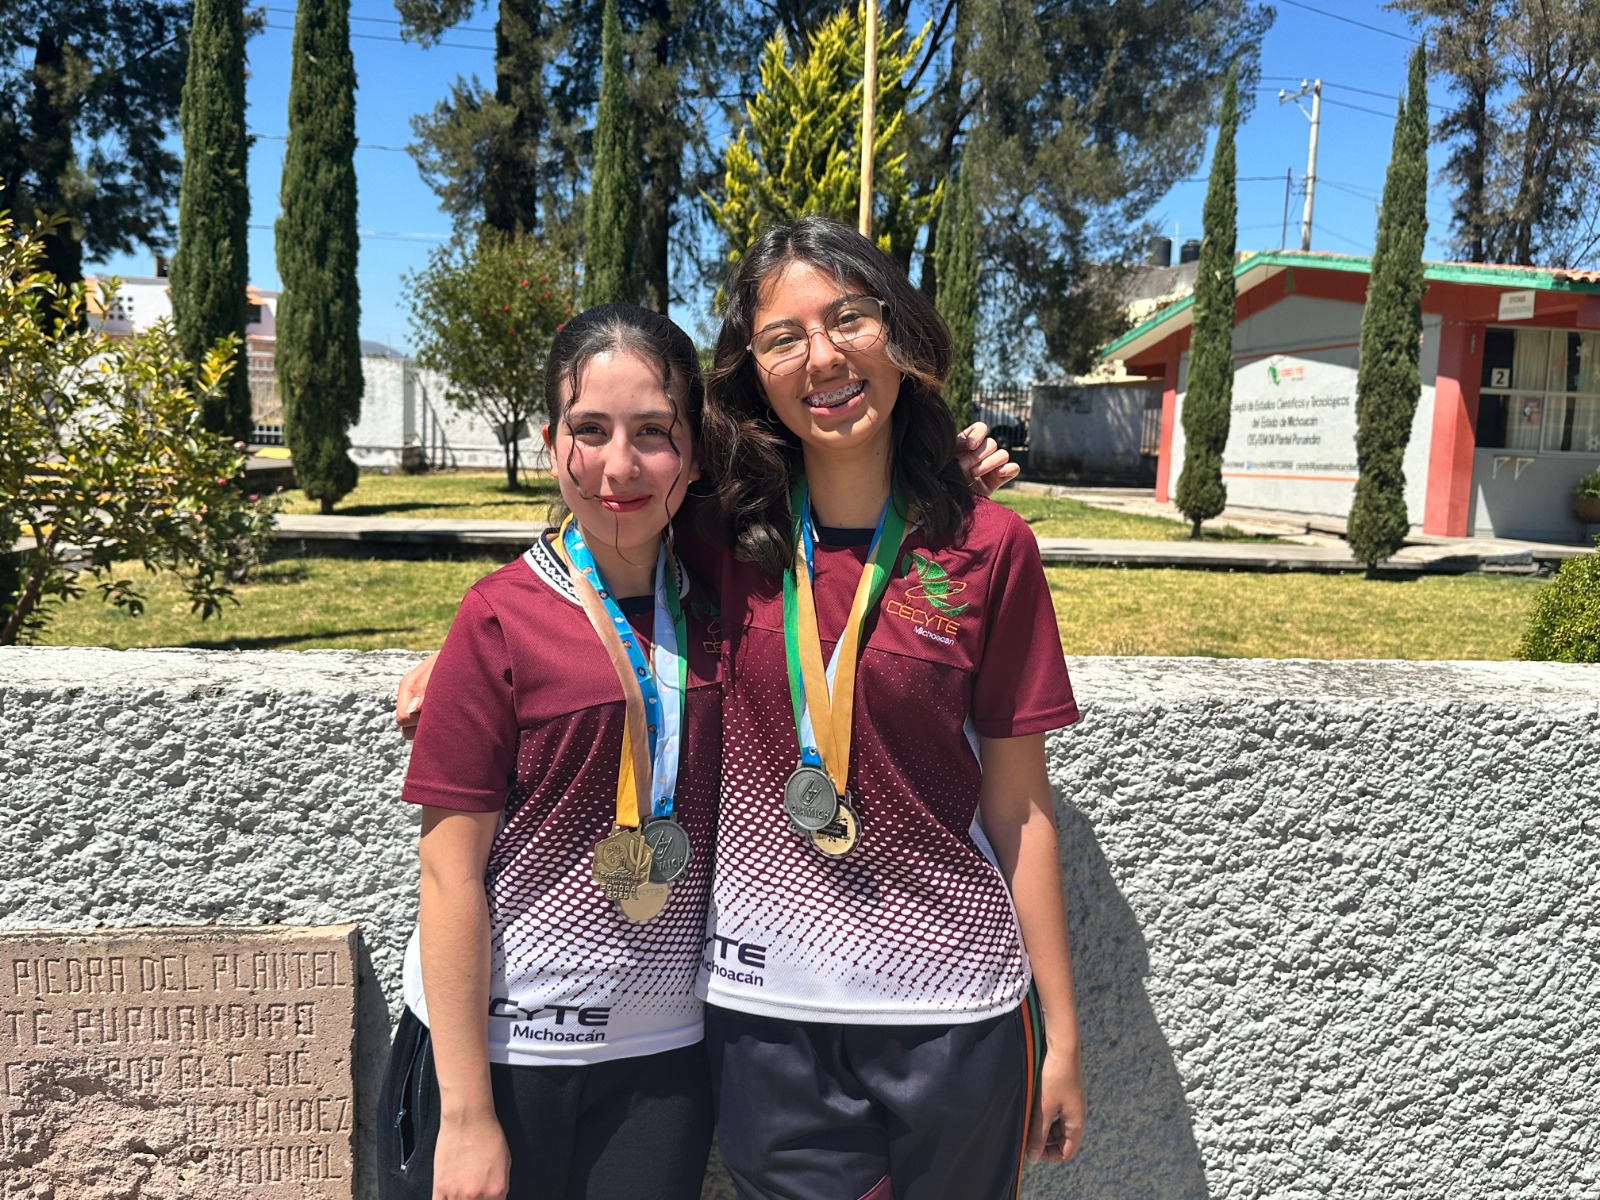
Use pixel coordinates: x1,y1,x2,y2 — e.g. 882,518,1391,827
355,937,393,1200
413,377,458,472
1023,800,1209,1200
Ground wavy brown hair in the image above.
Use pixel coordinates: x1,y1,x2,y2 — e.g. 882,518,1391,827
543,303,710,531
701,217,972,576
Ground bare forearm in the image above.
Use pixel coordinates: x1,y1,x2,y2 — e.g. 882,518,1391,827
1006,813,1080,1048
419,868,496,1120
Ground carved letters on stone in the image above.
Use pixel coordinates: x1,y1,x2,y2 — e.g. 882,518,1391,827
0,925,358,1200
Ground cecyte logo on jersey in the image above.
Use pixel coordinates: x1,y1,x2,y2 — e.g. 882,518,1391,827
887,550,967,642
489,999,612,1026
704,935,767,987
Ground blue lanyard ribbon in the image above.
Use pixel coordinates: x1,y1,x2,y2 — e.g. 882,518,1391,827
560,519,688,822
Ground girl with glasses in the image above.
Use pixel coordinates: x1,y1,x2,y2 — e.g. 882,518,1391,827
694,217,1085,1200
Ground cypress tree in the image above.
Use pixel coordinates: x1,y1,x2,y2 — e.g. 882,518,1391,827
276,0,362,513
933,162,979,427
1348,45,1430,569
581,0,642,308
1175,64,1238,538
170,0,251,441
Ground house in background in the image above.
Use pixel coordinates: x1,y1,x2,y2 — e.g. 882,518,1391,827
1100,249,1600,542
86,264,541,472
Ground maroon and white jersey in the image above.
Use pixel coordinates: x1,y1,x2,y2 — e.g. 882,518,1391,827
401,533,722,1065
697,498,1078,1024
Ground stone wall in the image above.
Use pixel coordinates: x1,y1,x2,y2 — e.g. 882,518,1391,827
1,648,1595,1198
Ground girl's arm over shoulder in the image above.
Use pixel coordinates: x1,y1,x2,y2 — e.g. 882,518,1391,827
977,732,1086,1164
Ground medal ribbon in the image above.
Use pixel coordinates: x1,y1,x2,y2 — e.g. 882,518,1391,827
556,517,688,830
782,480,908,798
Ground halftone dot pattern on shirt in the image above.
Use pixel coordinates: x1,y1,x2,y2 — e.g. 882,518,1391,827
403,535,722,1063
701,500,1078,1023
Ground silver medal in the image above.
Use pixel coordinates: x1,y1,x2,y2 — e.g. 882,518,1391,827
642,817,692,884
783,765,840,831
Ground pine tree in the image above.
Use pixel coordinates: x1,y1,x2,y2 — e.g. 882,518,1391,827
933,162,978,426
276,0,362,514
1348,46,1430,569
170,0,251,441
1174,64,1238,538
0,2,190,289
581,0,643,308
708,3,938,269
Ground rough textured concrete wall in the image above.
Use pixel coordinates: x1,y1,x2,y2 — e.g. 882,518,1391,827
2,649,1596,1199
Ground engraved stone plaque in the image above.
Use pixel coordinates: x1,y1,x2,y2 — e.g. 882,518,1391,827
0,925,358,1200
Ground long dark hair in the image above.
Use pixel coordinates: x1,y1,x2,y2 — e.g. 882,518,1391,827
701,217,972,576
544,302,708,526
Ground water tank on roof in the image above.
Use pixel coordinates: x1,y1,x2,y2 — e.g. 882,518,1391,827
1147,236,1172,267
1179,238,1202,264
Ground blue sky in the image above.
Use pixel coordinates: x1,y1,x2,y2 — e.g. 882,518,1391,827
90,0,1449,358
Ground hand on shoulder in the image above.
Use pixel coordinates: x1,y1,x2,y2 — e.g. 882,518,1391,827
395,651,440,740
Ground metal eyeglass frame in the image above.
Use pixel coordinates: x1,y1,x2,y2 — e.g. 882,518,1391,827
746,296,891,377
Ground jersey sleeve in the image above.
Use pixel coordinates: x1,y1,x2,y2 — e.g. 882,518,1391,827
969,511,1080,739
402,587,520,811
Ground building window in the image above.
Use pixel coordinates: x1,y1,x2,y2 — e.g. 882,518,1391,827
1477,326,1600,454
244,302,263,326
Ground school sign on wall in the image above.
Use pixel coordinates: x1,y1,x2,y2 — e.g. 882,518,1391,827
1105,251,1600,542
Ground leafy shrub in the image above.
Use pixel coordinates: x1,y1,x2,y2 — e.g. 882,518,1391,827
0,207,278,645
1519,542,1600,662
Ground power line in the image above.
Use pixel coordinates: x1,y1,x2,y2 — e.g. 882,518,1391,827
1263,75,1446,115
1321,80,1447,114
255,133,413,153
260,4,496,36
259,21,493,52
1318,225,1374,252
1321,96,1401,121
1172,175,1287,184
247,221,449,243
1318,177,1380,202
1274,0,1420,45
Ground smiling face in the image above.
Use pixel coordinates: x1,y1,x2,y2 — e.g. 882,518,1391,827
751,260,902,471
545,349,698,582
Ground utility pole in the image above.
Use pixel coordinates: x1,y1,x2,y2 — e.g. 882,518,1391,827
858,1,877,238
1281,167,1292,249
1279,79,1322,251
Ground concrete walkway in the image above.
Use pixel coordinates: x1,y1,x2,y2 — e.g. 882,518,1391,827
273,498,1587,576
1004,482,1588,573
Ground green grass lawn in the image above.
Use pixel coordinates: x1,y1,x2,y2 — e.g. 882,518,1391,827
36,553,1542,660
277,470,561,522
994,490,1280,541
286,470,1272,542
1047,568,1540,659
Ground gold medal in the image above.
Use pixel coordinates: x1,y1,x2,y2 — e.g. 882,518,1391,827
808,797,861,858
592,827,652,900
617,881,671,923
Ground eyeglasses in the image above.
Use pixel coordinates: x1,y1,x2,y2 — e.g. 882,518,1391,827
747,296,890,377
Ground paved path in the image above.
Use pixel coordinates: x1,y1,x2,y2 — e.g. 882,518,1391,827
272,506,1584,575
